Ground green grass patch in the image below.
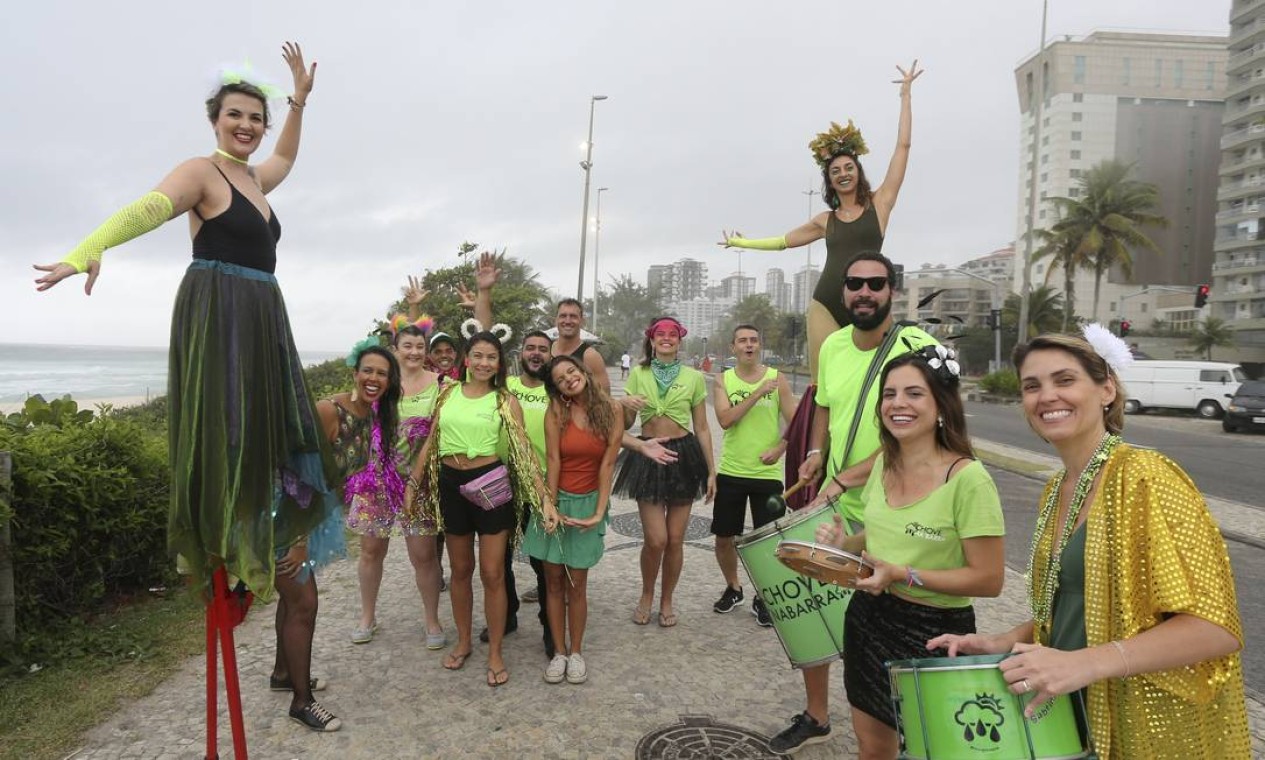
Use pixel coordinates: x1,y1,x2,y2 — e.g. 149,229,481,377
975,447,1053,478
0,591,206,760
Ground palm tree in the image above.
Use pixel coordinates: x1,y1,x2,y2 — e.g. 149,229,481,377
1052,161,1166,321
1032,224,1087,330
1004,285,1065,338
1188,317,1235,360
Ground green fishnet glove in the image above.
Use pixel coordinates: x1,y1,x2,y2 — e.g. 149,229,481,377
61,191,174,273
727,235,787,251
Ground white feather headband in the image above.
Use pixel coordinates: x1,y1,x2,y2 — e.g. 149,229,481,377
1081,323,1134,374
460,318,513,344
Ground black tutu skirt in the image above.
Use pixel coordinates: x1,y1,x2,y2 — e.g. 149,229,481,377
613,433,708,503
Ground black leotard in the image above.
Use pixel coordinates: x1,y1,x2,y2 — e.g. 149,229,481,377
813,205,883,327
192,165,281,273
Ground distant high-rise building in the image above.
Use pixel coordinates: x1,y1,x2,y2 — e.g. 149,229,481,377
1215,0,1265,347
721,272,757,301
646,258,709,305
793,265,822,314
766,268,791,311
1014,30,1227,322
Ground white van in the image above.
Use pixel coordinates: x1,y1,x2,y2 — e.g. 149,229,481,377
1118,360,1246,418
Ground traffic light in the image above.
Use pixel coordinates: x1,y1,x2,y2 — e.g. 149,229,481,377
1195,284,1209,309
1119,319,1131,337
986,308,1001,330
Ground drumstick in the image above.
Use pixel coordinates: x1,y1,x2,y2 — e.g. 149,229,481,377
765,477,812,517
782,478,810,499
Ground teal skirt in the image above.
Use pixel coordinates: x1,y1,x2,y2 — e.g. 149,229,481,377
521,489,607,569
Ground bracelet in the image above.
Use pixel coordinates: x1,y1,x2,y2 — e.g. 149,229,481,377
831,475,848,493
1110,640,1131,678
806,449,822,458
287,96,306,110
905,566,924,588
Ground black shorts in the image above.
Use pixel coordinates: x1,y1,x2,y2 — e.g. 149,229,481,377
710,474,783,537
439,461,518,536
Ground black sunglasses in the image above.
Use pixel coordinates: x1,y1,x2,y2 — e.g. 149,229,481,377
844,276,890,292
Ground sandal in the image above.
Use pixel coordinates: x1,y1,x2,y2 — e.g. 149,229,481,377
658,609,678,628
443,649,473,671
487,667,510,687
632,606,652,625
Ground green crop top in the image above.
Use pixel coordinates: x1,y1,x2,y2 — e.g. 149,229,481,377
437,385,501,459
625,365,706,429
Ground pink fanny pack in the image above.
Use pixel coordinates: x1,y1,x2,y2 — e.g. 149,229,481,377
458,465,513,511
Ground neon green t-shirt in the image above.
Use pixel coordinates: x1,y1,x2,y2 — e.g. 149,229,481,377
859,456,1005,608
719,367,782,480
437,385,501,459
505,375,549,468
815,325,937,524
625,365,706,430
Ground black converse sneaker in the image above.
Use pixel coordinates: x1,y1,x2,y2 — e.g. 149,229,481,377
752,597,774,628
712,585,744,613
289,700,342,732
768,711,831,754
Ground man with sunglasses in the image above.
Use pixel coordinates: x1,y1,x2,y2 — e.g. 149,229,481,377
768,250,937,755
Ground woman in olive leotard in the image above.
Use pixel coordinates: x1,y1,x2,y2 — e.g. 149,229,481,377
721,61,922,381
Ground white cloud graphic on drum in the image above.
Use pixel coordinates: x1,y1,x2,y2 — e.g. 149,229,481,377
954,693,1006,745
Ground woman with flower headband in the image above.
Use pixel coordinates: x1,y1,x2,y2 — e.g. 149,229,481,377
813,343,1005,758
406,327,560,687
720,61,922,381
343,315,448,649
522,354,623,685
32,44,342,725
616,316,716,627
929,326,1249,759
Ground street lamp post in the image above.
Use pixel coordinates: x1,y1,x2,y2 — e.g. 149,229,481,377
802,188,818,295
1017,0,1049,346
576,95,608,303
593,186,609,332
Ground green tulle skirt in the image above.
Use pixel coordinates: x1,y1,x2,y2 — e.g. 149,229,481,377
167,260,341,601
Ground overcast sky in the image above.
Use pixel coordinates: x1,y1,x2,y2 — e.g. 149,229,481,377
1,1,1230,351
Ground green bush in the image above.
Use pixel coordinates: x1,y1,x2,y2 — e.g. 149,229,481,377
1,397,170,663
303,357,353,399
978,369,1020,397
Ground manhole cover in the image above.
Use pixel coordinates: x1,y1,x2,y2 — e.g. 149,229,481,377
609,512,713,541
636,714,776,759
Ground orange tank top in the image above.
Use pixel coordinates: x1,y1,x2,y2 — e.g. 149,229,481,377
558,420,607,494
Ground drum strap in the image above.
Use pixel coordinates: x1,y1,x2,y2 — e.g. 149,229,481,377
828,320,915,478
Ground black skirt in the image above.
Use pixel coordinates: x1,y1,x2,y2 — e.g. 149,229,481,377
843,590,976,729
613,433,708,503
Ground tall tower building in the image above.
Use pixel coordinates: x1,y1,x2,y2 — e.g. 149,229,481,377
766,268,789,311
1014,31,1226,323
1216,0,1265,347
793,265,822,314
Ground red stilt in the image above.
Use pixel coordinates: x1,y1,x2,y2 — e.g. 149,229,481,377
211,567,249,759
205,599,219,760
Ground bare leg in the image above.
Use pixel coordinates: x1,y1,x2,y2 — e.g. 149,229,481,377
273,569,319,710
404,534,443,634
444,533,476,665
356,535,389,630
715,535,740,589
804,663,832,726
853,706,899,760
806,299,842,384
543,561,569,655
659,501,693,621
478,529,510,683
636,500,668,616
565,567,590,653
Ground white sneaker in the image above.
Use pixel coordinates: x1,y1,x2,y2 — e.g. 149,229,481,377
544,654,568,684
566,653,587,684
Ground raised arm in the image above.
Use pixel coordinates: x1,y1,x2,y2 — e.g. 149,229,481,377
872,60,922,224
472,250,499,330
255,42,316,194
719,214,827,252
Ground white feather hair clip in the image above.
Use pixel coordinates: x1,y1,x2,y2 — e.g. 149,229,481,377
1081,323,1134,374
460,317,514,344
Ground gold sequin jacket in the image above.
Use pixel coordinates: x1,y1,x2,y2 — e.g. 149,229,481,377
408,382,547,537
1030,444,1249,759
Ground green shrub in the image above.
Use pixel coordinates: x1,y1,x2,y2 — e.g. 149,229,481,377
979,369,1020,397
0,397,170,663
303,357,353,399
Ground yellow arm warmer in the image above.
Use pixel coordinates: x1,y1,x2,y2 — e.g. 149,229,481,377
727,235,787,251
61,191,174,272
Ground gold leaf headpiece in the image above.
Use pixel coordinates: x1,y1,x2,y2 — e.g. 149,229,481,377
809,120,868,168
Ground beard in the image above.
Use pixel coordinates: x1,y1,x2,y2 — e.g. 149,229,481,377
520,357,549,381
846,298,891,332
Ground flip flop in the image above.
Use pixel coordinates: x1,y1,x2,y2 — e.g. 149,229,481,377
658,609,678,628
632,606,652,625
443,650,472,671
487,667,510,687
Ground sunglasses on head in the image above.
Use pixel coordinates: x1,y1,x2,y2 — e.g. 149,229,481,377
844,276,890,292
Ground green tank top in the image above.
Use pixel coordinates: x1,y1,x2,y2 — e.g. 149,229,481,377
396,380,441,466
437,385,501,459
719,368,781,480
1049,523,1087,652
506,375,548,468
